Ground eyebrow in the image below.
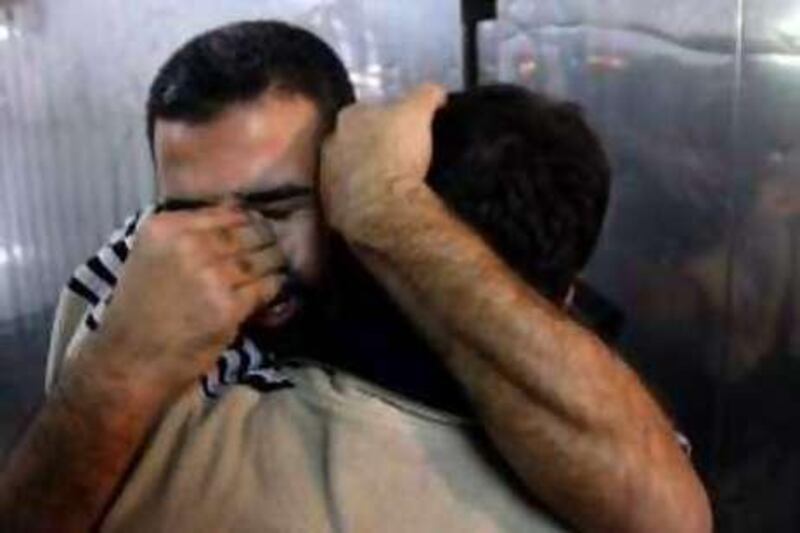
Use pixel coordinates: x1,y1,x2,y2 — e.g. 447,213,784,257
158,198,214,212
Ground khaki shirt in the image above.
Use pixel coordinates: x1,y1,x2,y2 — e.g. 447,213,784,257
100,363,567,532
47,287,567,532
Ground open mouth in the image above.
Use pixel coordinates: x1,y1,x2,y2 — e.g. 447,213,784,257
262,294,300,327
258,274,306,328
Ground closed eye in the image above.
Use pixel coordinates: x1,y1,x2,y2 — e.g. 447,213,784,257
240,186,314,220
257,208,293,220
250,199,313,221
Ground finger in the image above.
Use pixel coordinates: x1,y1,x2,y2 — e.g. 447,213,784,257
163,204,249,232
219,247,287,288
238,223,277,251
245,210,280,246
207,223,276,258
234,274,288,317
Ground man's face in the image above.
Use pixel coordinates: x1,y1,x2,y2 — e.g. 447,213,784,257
154,90,323,328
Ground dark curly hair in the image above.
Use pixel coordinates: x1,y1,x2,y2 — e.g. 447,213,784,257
427,84,611,301
146,20,355,157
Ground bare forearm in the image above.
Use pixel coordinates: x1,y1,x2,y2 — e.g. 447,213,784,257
445,339,707,533
353,187,646,426
348,186,710,532
0,343,163,532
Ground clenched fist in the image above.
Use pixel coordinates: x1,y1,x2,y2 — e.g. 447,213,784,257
72,204,287,407
320,84,447,244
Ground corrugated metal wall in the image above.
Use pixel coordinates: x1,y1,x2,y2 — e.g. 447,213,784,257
479,1,800,529
0,0,462,456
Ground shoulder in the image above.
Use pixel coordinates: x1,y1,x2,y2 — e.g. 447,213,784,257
45,208,154,393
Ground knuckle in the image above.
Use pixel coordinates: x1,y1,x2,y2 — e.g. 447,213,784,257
216,226,237,248
236,256,254,276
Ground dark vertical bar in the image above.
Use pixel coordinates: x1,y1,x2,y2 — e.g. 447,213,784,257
461,0,496,89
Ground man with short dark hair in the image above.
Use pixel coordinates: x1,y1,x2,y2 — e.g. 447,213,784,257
428,85,610,303
0,20,710,532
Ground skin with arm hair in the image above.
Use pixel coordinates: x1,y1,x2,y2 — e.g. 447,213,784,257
320,84,713,533
0,206,287,532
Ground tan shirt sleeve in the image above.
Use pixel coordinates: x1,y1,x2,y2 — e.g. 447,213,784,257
44,287,92,394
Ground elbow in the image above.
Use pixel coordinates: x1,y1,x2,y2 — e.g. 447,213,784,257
686,500,714,533
672,480,713,533
617,465,713,533
552,457,713,533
